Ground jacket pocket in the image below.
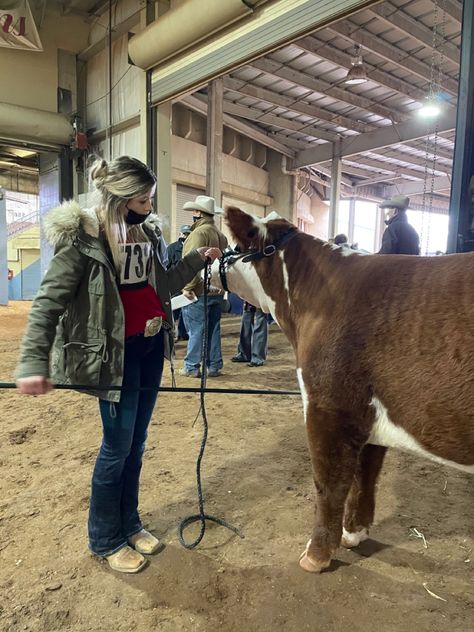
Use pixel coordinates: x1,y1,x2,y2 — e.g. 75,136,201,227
63,339,106,386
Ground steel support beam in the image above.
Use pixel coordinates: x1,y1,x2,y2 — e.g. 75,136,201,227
219,99,338,143
142,2,157,170
348,197,355,243
0,189,7,305
315,163,353,187
157,101,172,243
385,175,452,197
328,156,342,239
354,174,400,186
448,0,474,252
443,0,462,24
295,110,457,168
206,78,224,206
181,95,295,158
223,76,372,133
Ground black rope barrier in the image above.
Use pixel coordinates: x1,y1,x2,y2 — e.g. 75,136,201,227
1,382,300,396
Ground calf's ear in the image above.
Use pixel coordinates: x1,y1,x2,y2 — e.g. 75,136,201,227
225,206,257,250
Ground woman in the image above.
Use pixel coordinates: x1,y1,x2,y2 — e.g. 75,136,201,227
15,156,222,573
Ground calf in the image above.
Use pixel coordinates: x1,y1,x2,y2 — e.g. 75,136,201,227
212,207,474,573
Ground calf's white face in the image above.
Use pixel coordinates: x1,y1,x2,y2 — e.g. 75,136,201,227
210,256,277,319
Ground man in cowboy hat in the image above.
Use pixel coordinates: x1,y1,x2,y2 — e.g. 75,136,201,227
179,196,228,377
379,195,420,255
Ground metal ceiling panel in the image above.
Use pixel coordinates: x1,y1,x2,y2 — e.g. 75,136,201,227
151,0,381,104
173,0,461,195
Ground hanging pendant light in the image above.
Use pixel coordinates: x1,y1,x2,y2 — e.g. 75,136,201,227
344,45,368,85
418,93,443,118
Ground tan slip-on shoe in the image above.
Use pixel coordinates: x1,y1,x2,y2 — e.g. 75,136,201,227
128,529,161,555
105,545,147,573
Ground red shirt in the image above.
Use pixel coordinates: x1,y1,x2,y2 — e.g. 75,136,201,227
118,241,166,338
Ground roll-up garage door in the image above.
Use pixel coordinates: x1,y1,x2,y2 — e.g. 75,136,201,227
145,0,380,104
175,184,205,241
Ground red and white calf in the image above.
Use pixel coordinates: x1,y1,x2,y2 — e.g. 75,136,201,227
212,206,474,573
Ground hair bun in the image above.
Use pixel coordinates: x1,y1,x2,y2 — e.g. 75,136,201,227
90,158,109,184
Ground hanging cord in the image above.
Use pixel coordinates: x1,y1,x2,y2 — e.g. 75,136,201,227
107,0,113,159
177,260,243,549
421,0,446,254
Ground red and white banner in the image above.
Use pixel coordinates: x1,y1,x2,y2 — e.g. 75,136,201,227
0,0,42,52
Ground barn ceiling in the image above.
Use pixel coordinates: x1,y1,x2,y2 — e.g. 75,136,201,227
4,0,463,213
193,0,462,211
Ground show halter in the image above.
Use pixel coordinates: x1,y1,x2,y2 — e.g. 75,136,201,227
218,227,298,292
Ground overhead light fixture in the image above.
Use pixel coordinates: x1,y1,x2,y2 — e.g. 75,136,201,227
418,93,443,118
344,45,368,85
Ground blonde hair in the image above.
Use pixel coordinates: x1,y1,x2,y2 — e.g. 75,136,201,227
89,155,157,272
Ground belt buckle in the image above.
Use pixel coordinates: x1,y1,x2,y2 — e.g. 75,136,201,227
144,316,162,337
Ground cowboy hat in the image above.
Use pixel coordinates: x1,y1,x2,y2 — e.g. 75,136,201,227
379,195,410,210
183,195,223,216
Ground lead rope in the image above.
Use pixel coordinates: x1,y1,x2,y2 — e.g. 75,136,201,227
177,260,244,549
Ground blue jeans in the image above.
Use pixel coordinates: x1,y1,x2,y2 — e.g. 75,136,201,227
182,295,224,373
235,309,268,364
173,308,187,338
88,331,164,556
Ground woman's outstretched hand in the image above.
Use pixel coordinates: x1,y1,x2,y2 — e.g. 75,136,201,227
196,247,222,262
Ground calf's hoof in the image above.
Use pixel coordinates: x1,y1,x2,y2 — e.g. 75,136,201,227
299,550,331,573
299,542,331,573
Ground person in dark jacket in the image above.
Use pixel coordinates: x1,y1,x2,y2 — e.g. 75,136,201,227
379,195,420,255
167,224,192,340
167,224,191,267
334,233,349,246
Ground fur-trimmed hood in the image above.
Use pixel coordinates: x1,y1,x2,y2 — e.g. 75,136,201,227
42,199,162,246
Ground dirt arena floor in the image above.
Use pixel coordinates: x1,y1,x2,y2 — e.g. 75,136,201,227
0,301,473,632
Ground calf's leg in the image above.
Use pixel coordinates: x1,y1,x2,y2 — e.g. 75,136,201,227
300,406,367,573
341,444,387,548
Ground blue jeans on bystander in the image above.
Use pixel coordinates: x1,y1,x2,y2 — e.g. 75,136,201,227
173,307,188,339
182,295,224,374
234,308,268,365
88,331,164,556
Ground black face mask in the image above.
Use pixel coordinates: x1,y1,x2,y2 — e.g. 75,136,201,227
192,215,201,223
125,205,151,225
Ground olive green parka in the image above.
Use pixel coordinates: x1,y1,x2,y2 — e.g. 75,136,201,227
15,200,206,402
